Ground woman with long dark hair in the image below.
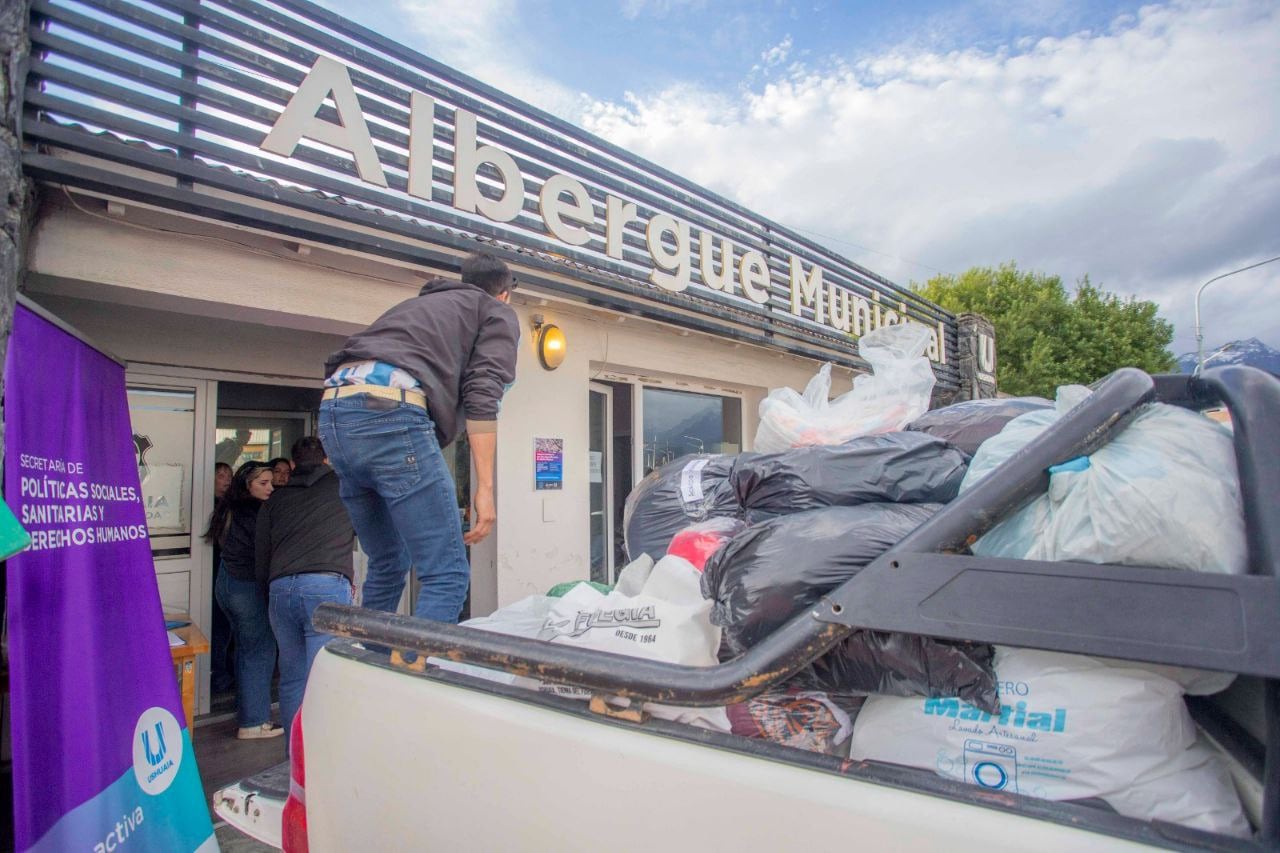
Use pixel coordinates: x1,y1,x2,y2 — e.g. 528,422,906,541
204,461,282,739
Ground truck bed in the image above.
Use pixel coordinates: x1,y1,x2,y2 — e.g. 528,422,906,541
270,366,1280,851
299,640,1259,851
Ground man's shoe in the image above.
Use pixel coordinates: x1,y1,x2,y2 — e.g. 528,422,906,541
237,723,284,740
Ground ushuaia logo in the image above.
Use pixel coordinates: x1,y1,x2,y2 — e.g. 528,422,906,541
141,722,167,767
924,698,1067,733
548,605,661,638
131,707,183,795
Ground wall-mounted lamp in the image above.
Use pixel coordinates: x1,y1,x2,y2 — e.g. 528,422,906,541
531,313,566,370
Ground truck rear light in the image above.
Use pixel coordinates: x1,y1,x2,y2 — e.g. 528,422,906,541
282,709,308,853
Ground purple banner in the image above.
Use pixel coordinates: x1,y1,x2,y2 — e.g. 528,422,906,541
4,305,214,852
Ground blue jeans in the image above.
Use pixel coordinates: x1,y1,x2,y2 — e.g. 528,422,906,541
210,550,235,693
214,566,277,728
269,572,352,745
319,395,470,622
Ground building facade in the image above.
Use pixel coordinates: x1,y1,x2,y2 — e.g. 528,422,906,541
8,0,992,714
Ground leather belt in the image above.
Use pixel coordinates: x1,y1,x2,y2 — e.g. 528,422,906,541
325,384,427,411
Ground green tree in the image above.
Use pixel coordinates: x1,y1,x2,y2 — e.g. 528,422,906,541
914,263,1175,397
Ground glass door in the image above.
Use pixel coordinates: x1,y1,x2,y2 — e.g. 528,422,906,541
126,374,216,712
589,383,614,584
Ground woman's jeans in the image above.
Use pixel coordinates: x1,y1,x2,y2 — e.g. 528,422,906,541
269,572,352,745
214,566,277,728
319,395,470,622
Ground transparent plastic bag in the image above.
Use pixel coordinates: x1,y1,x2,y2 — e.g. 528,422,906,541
962,385,1247,575
754,324,936,453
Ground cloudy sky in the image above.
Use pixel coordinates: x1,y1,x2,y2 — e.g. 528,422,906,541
318,0,1279,355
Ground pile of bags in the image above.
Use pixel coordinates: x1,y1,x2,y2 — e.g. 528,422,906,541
846,385,1251,836
440,367,1253,837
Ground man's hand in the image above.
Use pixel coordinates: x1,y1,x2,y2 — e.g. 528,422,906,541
464,486,495,545
465,431,498,545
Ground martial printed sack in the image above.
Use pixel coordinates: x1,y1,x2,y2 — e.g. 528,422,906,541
963,385,1247,575
754,324,936,453
849,647,1249,836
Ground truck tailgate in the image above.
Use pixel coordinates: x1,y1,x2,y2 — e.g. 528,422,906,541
302,647,1150,852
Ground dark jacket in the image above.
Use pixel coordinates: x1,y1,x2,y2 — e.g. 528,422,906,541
221,499,263,581
255,464,355,588
323,277,520,447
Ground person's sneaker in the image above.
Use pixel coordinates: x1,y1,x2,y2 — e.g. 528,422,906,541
236,723,284,740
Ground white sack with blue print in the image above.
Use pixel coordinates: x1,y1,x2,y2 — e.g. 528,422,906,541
849,647,1249,836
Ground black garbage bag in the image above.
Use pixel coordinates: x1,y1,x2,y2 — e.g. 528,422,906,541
704,503,940,652
905,397,1052,456
731,432,969,514
623,454,751,562
703,504,999,712
797,633,998,713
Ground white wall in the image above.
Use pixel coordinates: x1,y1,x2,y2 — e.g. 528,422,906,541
490,299,839,609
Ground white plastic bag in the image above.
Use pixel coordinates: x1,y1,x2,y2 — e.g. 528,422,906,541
962,385,1248,575
427,594,558,687
434,556,731,732
542,555,729,729
545,553,721,666
848,647,1249,836
754,324,936,453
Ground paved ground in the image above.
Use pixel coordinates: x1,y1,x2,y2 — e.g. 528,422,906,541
214,820,280,852
194,714,287,851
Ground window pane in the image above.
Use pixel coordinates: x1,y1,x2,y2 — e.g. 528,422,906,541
128,387,195,552
641,388,742,475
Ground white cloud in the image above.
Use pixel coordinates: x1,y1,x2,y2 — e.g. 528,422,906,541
762,35,794,67
581,1,1280,354
393,0,586,119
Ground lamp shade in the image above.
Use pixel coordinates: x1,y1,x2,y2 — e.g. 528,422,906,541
538,324,567,369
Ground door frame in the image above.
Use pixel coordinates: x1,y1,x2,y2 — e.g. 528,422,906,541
126,370,218,714
588,381,616,583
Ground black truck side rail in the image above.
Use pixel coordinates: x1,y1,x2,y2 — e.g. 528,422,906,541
313,364,1280,841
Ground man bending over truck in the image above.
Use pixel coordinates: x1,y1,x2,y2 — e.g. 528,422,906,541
318,251,520,622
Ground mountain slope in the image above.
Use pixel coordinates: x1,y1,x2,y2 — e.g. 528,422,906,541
1177,338,1280,374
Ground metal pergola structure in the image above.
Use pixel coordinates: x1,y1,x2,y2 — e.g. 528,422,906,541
18,0,961,385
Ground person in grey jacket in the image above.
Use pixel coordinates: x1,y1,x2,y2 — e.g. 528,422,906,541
255,436,355,743
318,251,519,622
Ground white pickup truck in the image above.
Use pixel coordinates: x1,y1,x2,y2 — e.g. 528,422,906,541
215,366,1280,851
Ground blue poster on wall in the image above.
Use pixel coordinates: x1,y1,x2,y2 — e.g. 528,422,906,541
534,437,564,490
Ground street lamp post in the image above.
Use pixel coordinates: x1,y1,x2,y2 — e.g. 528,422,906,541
1194,255,1280,374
